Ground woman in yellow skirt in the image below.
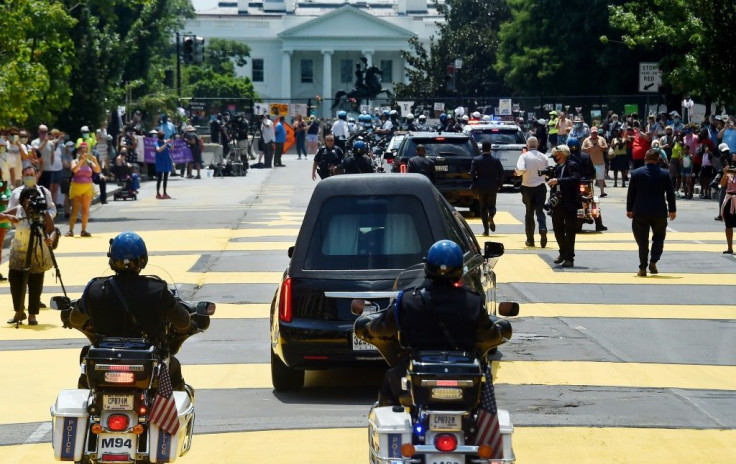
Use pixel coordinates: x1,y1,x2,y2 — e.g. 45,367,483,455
66,142,100,237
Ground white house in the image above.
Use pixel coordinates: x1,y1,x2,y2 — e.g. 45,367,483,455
185,0,443,115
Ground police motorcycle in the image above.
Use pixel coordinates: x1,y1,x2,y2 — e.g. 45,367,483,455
353,242,519,464
49,288,215,463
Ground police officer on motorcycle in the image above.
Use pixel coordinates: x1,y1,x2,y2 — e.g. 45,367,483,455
359,240,500,406
342,140,374,174
65,232,196,390
375,110,394,137
416,114,429,131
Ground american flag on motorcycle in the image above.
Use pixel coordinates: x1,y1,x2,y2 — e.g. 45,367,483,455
149,362,180,435
475,364,503,459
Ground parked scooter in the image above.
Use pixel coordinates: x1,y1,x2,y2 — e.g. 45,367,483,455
353,244,519,464
49,293,215,464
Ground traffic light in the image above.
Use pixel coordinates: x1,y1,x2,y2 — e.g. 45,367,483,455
446,64,456,92
182,36,194,64
193,36,205,64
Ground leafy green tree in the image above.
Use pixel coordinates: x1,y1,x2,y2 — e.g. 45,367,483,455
0,0,75,126
496,0,641,96
607,0,736,106
182,38,256,100
395,0,511,98
57,0,194,134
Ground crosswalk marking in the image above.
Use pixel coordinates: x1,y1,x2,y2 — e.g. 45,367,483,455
495,254,733,285
518,303,736,319
463,211,522,225
4,348,735,425
2,427,735,463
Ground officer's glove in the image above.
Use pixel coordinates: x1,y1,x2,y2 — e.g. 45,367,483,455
60,309,72,329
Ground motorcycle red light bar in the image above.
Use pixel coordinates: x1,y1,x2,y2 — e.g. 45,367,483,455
104,372,135,383
278,277,293,322
435,137,445,141
100,454,132,462
435,433,458,452
106,414,130,432
96,364,144,372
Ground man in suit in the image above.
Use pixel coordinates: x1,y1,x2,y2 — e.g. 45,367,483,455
470,142,504,235
547,144,582,267
627,148,677,276
407,144,435,181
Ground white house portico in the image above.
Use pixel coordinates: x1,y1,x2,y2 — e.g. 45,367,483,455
186,0,442,116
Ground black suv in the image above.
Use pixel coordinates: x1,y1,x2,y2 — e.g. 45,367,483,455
392,132,480,209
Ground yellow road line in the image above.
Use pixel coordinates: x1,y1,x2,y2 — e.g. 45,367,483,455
490,240,732,252
496,254,734,285
4,349,735,425
3,427,736,464
463,211,522,225
518,303,736,319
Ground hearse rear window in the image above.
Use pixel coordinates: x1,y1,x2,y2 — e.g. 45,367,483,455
402,138,478,158
304,195,433,270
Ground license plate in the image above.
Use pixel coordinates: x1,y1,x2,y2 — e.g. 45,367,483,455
430,413,462,431
435,165,448,171
352,333,377,351
103,394,134,411
427,453,462,464
98,433,136,457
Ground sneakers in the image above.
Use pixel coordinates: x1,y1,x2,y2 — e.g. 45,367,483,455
561,260,574,268
540,231,547,248
553,255,564,264
156,193,163,199
600,193,608,197
724,249,734,254
648,262,658,274
637,269,647,277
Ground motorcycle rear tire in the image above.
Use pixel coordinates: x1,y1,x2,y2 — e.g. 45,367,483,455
271,348,305,391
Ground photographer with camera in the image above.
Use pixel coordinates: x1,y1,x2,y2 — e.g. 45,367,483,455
546,145,582,268
3,165,58,325
516,137,549,247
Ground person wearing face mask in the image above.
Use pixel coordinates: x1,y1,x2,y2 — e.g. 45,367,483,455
569,117,590,140
546,145,582,268
6,127,28,187
2,165,57,325
66,143,100,237
670,112,684,134
75,126,97,151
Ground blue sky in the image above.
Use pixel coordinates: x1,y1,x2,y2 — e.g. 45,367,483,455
192,0,220,11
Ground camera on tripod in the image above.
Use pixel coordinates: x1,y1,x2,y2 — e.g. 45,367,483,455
26,190,48,224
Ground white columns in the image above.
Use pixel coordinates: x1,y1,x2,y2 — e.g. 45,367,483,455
322,49,333,117
362,50,374,67
281,50,292,99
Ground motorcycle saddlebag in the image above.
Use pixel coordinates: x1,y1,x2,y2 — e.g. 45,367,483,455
148,391,195,463
368,405,413,463
51,389,91,461
85,338,156,390
407,351,483,409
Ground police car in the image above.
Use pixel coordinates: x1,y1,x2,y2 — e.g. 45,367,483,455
462,121,527,188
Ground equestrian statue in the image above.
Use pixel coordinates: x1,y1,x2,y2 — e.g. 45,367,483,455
332,57,393,109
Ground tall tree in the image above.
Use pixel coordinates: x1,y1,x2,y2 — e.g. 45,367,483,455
607,0,736,106
56,0,194,134
395,0,511,98
496,0,641,96
0,0,76,126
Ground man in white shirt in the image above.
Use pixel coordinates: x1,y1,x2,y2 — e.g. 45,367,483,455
32,125,63,206
261,115,276,168
331,111,350,151
515,136,551,247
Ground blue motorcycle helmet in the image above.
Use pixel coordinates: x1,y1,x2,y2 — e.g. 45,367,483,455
338,110,347,120
439,113,448,122
566,137,581,154
353,140,367,155
108,232,148,273
425,240,464,282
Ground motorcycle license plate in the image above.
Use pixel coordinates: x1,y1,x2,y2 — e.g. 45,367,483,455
430,413,462,431
427,454,462,464
352,333,377,351
103,394,134,411
435,165,449,171
98,433,136,458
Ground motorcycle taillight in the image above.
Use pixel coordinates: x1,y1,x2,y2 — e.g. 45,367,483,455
107,414,130,432
435,433,458,452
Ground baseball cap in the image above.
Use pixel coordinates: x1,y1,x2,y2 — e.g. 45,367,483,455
718,143,730,152
549,110,558,116
574,117,582,123
185,125,195,132
81,125,90,132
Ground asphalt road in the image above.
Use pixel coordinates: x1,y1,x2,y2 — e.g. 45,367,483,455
0,153,735,463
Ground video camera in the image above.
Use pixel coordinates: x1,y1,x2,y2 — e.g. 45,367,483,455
25,189,47,224
538,166,556,178
227,113,251,141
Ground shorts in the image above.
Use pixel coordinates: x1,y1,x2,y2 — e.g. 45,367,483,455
192,150,203,165
681,168,692,178
7,153,22,176
39,170,62,188
594,165,605,181
307,134,318,143
69,181,94,199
